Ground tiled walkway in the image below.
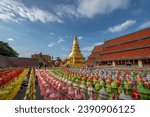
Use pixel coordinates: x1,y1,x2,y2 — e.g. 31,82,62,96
15,76,44,100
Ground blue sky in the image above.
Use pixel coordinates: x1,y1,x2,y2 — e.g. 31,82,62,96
0,0,150,59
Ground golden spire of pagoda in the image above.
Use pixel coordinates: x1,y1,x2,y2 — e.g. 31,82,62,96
66,35,85,67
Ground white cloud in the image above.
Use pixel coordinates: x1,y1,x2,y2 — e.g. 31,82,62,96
0,0,131,23
108,20,136,33
133,8,143,15
18,51,32,57
55,4,79,18
57,37,65,43
61,47,68,51
12,46,15,49
48,42,55,47
66,35,69,38
82,42,104,51
0,0,62,23
82,46,94,51
78,36,83,40
137,21,150,30
77,0,129,18
55,0,130,18
7,38,14,42
50,32,55,36
94,42,104,46
61,54,67,59
17,48,35,58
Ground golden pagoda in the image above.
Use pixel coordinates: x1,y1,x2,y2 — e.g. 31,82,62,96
65,36,85,67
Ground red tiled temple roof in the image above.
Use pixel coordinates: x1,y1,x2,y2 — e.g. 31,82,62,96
0,55,39,69
86,28,150,64
8,57,39,67
88,53,99,58
32,54,51,62
0,55,15,68
86,59,95,65
88,45,103,59
102,37,150,54
105,28,150,47
42,55,51,60
93,45,103,52
98,48,150,61
12,59,38,66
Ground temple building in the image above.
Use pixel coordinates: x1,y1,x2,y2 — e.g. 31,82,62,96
65,36,85,67
87,28,150,68
0,55,39,68
32,53,52,67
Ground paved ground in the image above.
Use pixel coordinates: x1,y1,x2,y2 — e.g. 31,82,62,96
14,76,28,100
14,76,44,100
35,80,44,100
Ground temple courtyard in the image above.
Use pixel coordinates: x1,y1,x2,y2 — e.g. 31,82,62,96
0,28,150,100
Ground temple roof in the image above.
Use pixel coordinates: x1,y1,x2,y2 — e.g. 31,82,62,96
102,37,150,54
0,55,16,68
88,53,99,59
105,28,150,47
0,55,39,68
98,48,150,61
86,59,95,65
92,45,103,52
32,54,51,61
9,58,39,67
86,28,150,64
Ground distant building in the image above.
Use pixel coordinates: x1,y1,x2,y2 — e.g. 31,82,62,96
87,28,150,68
31,53,52,67
0,55,39,69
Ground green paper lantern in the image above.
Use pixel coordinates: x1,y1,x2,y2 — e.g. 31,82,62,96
106,84,111,93
87,81,91,87
95,83,100,92
94,79,98,85
118,86,123,94
75,78,80,84
100,80,104,87
124,80,131,90
111,81,117,89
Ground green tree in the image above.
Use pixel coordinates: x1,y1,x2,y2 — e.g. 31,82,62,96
0,41,19,57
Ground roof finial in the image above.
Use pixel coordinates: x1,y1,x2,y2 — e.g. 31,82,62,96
73,35,78,45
